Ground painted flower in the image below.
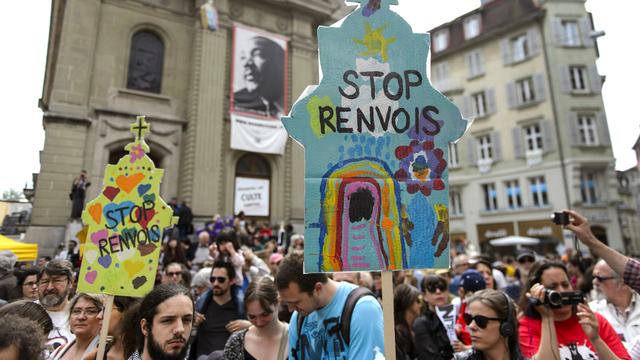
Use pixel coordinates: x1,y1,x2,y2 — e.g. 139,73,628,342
394,140,447,196
129,143,145,163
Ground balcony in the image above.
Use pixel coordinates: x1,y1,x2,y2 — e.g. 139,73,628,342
432,78,464,96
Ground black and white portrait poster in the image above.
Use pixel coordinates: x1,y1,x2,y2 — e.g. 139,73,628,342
231,25,288,120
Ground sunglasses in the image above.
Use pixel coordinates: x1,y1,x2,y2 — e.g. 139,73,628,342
210,276,227,284
426,283,447,293
166,272,182,277
518,257,535,264
593,275,614,283
463,313,504,328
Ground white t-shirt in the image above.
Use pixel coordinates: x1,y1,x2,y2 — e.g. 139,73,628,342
45,309,75,359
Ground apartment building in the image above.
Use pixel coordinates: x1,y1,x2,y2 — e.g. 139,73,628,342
429,0,623,254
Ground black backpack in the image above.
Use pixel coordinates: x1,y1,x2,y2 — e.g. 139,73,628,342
296,286,375,349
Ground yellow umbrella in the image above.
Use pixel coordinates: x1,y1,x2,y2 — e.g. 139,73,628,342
0,235,38,261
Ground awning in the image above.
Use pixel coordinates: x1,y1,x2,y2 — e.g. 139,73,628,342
489,236,540,247
0,235,38,261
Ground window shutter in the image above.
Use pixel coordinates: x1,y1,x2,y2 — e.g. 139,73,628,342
465,52,474,78
512,127,525,159
486,88,497,115
542,120,556,153
476,51,484,76
506,82,517,109
551,18,564,46
442,62,450,81
500,39,512,66
566,112,581,146
589,64,602,94
580,18,595,47
466,136,477,166
462,96,472,118
533,73,547,101
558,64,572,94
527,28,541,57
491,131,503,161
598,113,611,146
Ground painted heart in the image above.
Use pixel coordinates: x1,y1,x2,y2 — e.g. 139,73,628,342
395,145,413,160
137,208,156,230
103,201,135,228
124,260,145,279
103,186,121,202
88,203,103,224
137,184,152,197
116,246,135,262
138,243,157,257
98,255,112,269
116,173,146,194
84,250,98,264
132,276,148,290
90,229,109,247
84,270,98,284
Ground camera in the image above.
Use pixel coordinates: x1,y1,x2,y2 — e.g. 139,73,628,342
542,290,584,308
551,212,569,225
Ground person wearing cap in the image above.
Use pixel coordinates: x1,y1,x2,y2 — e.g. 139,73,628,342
455,270,487,347
505,249,537,301
269,253,284,276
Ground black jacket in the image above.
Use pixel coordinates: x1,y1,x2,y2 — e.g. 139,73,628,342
453,347,531,360
413,309,454,360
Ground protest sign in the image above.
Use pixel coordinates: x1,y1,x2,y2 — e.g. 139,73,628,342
436,304,458,343
281,0,468,273
77,116,178,296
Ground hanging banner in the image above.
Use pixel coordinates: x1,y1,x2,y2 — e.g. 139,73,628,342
231,25,288,120
281,0,468,273
77,116,178,297
234,177,270,217
230,113,288,155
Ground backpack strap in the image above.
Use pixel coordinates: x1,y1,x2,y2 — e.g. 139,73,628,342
340,286,375,347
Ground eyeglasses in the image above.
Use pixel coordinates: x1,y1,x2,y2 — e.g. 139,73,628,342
100,306,122,313
165,272,182,277
71,307,100,317
426,283,447,293
22,281,38,287
210,276,227,284
518,257,535,264
593,275,614,283
38,277,69,287
463,313,504,329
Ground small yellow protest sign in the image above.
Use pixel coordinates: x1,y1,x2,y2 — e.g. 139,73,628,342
77,116,178,296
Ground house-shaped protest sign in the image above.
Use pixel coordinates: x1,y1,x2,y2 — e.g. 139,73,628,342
282,0,467,273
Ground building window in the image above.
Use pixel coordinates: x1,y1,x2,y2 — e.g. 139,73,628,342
450,191,463,215
578,115,598,145
482,183,498,211
472,92,487,117
516,77,535,104
581,171,599,204
466,50,484,78
562,21,580,46
529,176,548,206
236,153,270,177
434,30,448,52
505,180,522,209
477,135,492,161
448,142,460,168
127,31,164,94
524,124,543,151
464,15,481,39
570,66,588,92
512,35,528,62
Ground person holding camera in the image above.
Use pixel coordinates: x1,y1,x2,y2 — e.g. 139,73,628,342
518,260,630,359
70,170,90,221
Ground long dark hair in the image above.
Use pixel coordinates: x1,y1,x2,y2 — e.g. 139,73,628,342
162,238,184,264
518,260,569,318
216,228,241,262
394,284,419,356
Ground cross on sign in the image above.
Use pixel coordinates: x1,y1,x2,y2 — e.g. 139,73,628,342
130,116,150,141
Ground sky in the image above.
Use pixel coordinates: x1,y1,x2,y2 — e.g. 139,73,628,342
0,0,638,195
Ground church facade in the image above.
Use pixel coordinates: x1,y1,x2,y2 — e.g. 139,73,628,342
28,0,349,254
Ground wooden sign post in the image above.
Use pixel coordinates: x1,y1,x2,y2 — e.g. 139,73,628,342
382,271,396,360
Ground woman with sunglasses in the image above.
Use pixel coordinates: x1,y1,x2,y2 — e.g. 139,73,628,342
82,296,138,360
413,275,456,360
54,293,105,360
223,277,288,360
454,289,542,360
518,260,630,360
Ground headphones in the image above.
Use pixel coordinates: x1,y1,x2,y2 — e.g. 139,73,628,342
499,291,515,338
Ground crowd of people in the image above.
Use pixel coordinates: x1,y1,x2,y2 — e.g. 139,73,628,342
1,209,639,360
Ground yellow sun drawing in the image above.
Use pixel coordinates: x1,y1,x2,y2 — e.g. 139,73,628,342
351,21,396,62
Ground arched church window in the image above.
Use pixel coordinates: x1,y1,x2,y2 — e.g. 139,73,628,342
235,154,270,177
127,31,164,93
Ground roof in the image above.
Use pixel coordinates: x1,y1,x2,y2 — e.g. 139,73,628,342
429,0,543,57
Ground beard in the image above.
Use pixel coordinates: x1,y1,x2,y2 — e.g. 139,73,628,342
212,285,228,296
146,328,188,360
40,287,69,308
593,285,606,301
